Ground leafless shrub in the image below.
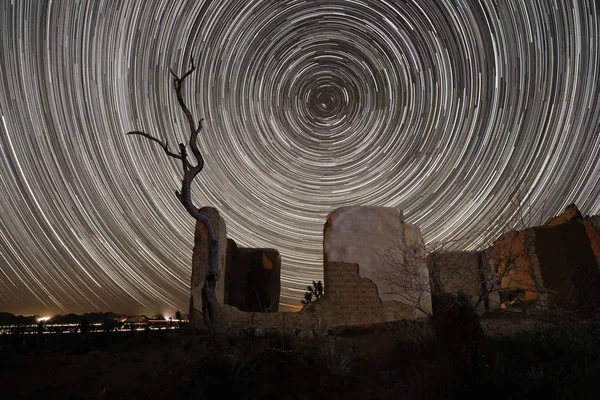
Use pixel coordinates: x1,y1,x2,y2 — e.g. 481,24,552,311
321,337,353,376
376,196,554,317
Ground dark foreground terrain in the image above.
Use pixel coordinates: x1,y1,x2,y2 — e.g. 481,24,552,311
1,315,599,399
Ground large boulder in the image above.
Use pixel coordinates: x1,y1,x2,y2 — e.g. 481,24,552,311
323,206,432,318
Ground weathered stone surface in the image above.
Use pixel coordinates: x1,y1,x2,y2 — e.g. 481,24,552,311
488,205,600,311
317,261,414,326
534,218,600,311
323,206,432,318
225,238,281,312
489,230,543,306
430,205,600,313
428,251,501,314
544,203,583,226
190,207,228,322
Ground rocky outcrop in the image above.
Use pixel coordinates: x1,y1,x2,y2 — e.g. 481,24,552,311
323,206,432,318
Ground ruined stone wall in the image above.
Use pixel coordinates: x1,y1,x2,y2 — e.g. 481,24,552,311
430,206,600,313
534,220,600,310
190,206,429,333
323,206,432,318
190,207,228,322
225,239,281,312
429,251,500,314
490,230,540,304
583,219,600,268
192,260,413,333
321,261,413,326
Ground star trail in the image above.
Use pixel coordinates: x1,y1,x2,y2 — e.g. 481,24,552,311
0,0,599,315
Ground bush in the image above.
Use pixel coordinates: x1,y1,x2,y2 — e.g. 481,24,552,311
322,337,353,376
430,292,485,375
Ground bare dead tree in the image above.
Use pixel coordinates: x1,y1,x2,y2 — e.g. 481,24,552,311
127,57,221,333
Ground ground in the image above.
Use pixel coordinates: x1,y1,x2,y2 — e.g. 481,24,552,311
1,314,599,399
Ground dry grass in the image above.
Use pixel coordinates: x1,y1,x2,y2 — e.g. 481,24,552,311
1,316,599,399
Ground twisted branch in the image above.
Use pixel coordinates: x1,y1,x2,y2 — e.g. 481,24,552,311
127,56,221,333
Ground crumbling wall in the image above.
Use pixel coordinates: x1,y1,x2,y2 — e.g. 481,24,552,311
430,205,600,313
583,219,600,269
205,260,413,333
190,206,430,333
323,206,431,318
320,261,413,326
428,251,500,314
189,207,228,324
490,230,540,304
225,238,281,312
535,220,600,311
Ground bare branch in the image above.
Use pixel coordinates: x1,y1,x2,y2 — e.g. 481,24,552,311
126,56,221,334
170,57,206,169
180,56,195,81
171,58,198,137
127,131,182,160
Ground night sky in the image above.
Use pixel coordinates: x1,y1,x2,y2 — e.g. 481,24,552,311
0,0,599,316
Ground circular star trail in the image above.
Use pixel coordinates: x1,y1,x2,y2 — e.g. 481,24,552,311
0,1,599,315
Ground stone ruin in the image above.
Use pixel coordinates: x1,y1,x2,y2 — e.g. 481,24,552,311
225,239,281,312
429,204,600,313
189,206,431,332
189,207,282,325
323,206,431,320
189,204,600,333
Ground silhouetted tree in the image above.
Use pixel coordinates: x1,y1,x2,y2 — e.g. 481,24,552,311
301,280,323,305
127,57,221,334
